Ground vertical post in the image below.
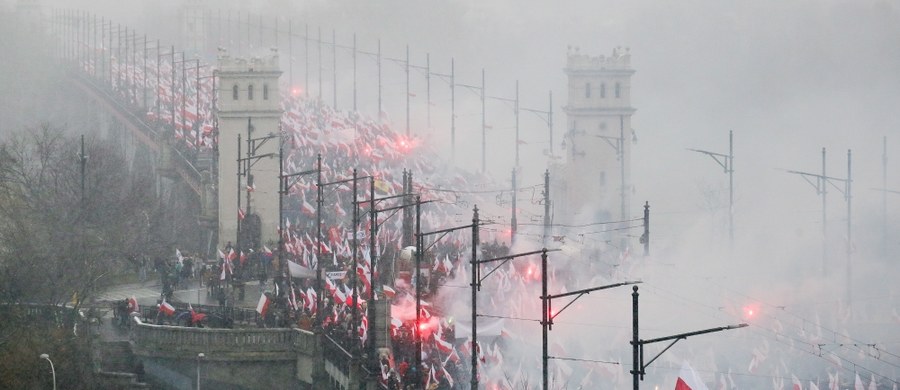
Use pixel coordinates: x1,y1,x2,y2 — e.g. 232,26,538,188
515,80,520,167
305,23,309,95
511,168,517,244
278,143,284,288
822,147,828,276
406,44,410,137
315,153,323,326
316,26,322,101
109,22,113,85
378,39,382,117
237,132,243,248
353,33,357,112
351,169,360,352
643,202,650,256
143,36,148,108
182,59,187,136
728,130,734,244
620,115,627,221
426,53,431,128
414,196,422,385
156,40,160,122
549,91,554,160
481,68,486,173
451,58,456,164
846,149,852,307
401,170,408,246
883,136,888,257
541,248,549,390
332,29,337,109
196,59,201,147
368,178,377,359
171,47,176,128
470,205,480,390
288,20,292,88
631,285,640,390
543,169,551,245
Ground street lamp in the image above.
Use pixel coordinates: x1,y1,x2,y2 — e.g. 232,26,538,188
39,353,56,390
196,353,205,390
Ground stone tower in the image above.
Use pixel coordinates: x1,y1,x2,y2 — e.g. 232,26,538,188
557,47,636,223
216,49,282,251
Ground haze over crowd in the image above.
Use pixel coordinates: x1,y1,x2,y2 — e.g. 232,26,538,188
2,0,900,387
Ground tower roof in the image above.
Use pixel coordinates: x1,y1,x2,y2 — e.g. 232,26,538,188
565,46,634,75
217,48,281,74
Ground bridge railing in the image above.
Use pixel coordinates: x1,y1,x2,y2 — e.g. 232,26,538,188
322,334,353,389
72,71,204,190
138,301,261,328
131,316,312,356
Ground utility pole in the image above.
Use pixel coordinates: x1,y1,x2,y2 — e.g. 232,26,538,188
642,201,650,256
630,285,747,389
543,169,551,245
316,26,322,101
786,149,852,282
688,130,735,246
406,45,410,137
332,29,337,109
414,196,422,385
482,68,486,173
511,168,517,244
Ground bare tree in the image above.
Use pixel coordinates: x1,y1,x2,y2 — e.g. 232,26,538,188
0,124,161,309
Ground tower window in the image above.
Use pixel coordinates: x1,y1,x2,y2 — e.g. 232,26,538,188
248,84,254,100
600,83,606,98
585,82,591,98
232,85,239,100
615,82,621,98
263,84,269,100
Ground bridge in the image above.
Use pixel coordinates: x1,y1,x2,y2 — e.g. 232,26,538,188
37,4,557,390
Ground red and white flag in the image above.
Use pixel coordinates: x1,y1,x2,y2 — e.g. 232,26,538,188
792,374,802,390
256,293,272,317
383,285,396,300
435,336,453,354
159,300,175,316
675,361,709,390
238,208,246,220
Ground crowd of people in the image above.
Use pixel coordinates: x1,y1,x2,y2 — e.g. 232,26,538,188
83,44,604,389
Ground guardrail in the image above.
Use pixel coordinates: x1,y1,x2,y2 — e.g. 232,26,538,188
131,316,313,357
70,71,204,195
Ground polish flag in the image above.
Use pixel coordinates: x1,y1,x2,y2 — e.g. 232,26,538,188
256,293,272,317
159,300,175,316
435,336,453,354
382,285,396,300
238,208,246,220
675,361,709,390
792,374,802,390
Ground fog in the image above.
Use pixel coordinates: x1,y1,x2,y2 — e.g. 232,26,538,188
5,0,900,387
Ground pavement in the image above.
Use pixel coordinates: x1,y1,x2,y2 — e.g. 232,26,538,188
96,277,267,309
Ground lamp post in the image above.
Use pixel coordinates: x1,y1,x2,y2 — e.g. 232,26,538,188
196,353,205,390
39,354,56,390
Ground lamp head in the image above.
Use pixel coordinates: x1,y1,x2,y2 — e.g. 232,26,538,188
40,354,49,359
198,353,205,359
